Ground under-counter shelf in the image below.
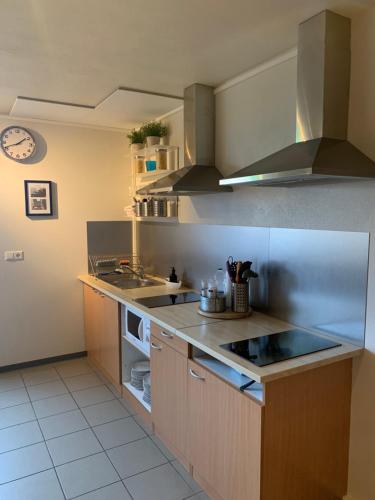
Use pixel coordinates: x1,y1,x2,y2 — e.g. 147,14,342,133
193,354,264,403
123,382,151,413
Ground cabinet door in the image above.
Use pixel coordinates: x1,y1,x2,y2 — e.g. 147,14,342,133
188,360,262,500
83,285,100,364
150,335,187,461
97,294,120,385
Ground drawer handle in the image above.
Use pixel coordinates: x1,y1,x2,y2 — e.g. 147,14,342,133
160,331,173,339
189,368,205,381
151,342,162,351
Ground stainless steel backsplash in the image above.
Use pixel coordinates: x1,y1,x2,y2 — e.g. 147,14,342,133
138,222,369,346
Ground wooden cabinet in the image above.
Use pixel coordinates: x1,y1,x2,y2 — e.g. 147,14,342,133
187,360,262,500
151,322,188,357
83,284,120,386
150,334,188,463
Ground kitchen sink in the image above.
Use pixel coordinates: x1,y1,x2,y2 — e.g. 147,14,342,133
97,273,163,289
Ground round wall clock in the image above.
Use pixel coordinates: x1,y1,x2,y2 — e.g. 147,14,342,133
0,126,36,161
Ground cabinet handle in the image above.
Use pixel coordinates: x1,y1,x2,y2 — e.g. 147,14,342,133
160,331,173,339
189,368,205,381
151,342,162,351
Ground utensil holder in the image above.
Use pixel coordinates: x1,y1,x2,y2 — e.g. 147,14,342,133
200,294,226,313
140,201,152,217
231,283,249,313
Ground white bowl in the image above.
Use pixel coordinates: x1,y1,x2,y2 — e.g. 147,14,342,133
164,279,182,289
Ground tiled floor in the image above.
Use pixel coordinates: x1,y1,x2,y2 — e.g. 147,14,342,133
0,358,210,500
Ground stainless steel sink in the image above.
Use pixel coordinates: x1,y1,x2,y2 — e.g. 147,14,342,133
97,274,163,289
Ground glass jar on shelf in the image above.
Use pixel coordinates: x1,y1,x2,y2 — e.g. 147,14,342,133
134,155,145,174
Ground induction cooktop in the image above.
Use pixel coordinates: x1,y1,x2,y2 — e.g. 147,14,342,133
135,292,201,308
220,329,341,367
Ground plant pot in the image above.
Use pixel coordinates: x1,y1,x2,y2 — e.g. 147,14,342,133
146,136,160,147
130,143,144,153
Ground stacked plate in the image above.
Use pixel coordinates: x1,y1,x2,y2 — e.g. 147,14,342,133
130,361,150,390
143,372,151,405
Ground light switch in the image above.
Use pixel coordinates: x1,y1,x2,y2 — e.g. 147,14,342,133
4,250,24,261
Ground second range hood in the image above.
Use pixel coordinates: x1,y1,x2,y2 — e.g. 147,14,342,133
137,84,232,196
220,10,375,187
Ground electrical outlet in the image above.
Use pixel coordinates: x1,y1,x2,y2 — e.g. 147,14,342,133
4,250,24,261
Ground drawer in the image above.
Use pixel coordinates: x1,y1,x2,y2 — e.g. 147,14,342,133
151,322,189,357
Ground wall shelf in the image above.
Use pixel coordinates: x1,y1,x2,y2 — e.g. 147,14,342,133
135,216,178,223
132,144,178,158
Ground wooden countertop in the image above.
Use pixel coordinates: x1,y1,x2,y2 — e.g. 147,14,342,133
79,274,362,383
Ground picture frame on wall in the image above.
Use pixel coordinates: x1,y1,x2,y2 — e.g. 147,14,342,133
24,180,53,216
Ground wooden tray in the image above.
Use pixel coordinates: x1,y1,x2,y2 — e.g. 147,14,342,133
197,307,252,320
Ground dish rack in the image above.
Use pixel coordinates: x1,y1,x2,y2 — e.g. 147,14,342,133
89,254,143,277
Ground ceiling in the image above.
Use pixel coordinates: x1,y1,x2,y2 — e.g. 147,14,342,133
0,0,372,128
10,90,183,130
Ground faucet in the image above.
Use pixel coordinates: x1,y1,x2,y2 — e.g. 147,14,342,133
121,265,145,280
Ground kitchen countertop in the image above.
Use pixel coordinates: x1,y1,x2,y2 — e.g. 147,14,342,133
79,274,363,383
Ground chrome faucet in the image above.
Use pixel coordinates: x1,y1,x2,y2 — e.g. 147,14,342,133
121,265,145,280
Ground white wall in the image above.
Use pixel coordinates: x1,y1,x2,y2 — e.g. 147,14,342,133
162,7,375,500
0,119,131,366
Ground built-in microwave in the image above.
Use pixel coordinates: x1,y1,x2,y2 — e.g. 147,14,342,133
123,304,151,356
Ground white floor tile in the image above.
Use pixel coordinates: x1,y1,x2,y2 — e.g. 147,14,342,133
0,402,35,430
72,386,115,408
27,380,68,401
22,367,60,386
32,394,78,418
39,409,88,439
92,417,145,450
56,452,119,499
107,437,167,479
124,463,193,500
0,442,52,484
151,434,176,460
0,388,29,410
81,399,129,427
64,373,103,392
171,459,202,493
0,420,43,453
0,469,65,500
55,360,93,378
0,372,24,393
75,481,132,500
46,428,102,466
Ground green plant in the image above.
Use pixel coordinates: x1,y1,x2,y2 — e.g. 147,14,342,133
141,121,168,138
127,128,145,145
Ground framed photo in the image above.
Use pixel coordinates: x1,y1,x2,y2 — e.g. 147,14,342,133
24,180,53,216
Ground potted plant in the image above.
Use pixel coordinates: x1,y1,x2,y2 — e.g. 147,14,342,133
141,121,168,147
127,129,145,152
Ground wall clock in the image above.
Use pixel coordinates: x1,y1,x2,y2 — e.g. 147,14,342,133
0,126,36,161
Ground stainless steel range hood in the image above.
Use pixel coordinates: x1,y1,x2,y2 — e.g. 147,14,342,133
137,84,232,196
220,10,375,187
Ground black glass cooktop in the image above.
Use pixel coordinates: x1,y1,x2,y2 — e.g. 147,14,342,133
135,292,201,308
220,329,341,367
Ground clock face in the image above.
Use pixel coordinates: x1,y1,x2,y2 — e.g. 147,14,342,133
0,126,36,161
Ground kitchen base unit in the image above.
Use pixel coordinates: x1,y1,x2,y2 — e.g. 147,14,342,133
80,278,356,500
150,323,189,466
83,284,121,388
187,357,351,500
